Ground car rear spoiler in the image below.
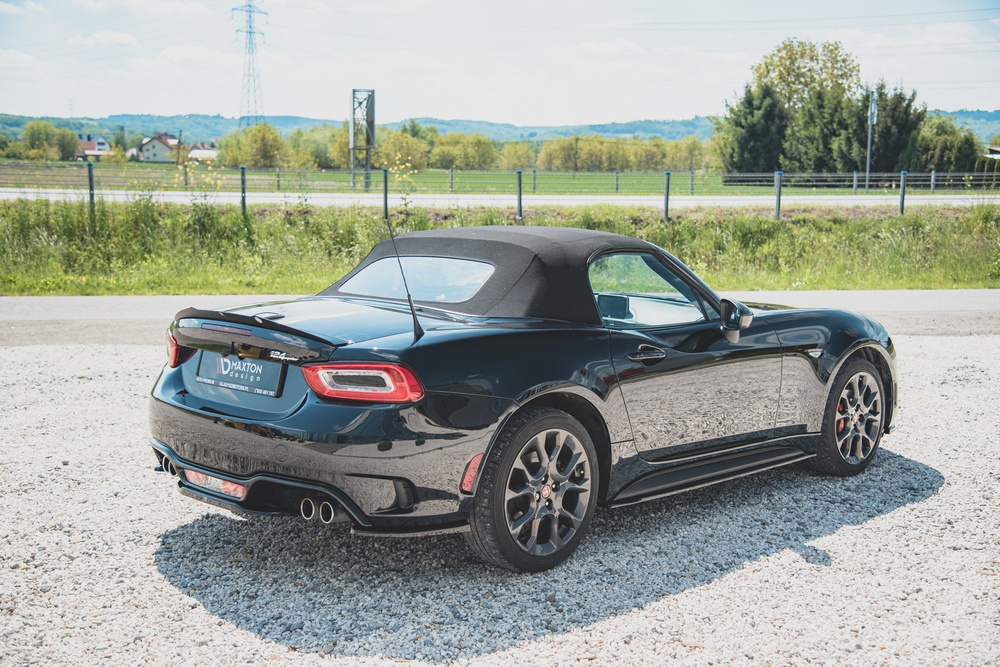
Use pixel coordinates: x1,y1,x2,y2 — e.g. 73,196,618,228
170,307,345,365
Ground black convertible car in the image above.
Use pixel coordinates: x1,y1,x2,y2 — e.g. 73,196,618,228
150,225,896,572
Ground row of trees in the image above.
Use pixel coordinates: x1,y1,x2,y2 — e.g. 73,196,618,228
0,120,83,161
714,39,990,173
216,120,713,172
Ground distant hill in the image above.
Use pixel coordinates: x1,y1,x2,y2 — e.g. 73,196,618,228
930,109,1000,145
2,110,998,144
383,117,717,141
0,113,337,143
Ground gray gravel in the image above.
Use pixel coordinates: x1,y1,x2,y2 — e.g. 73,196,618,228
2,335,999,665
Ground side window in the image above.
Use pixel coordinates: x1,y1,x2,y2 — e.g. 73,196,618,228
589,253,706,328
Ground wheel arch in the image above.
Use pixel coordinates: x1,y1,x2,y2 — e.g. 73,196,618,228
839,343,896,431
519,392,613,505
470,387,614,504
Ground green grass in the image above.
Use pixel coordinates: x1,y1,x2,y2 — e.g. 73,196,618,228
0,197,997,295
2,162,998,196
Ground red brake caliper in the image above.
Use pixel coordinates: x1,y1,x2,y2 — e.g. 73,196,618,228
836,399,847,433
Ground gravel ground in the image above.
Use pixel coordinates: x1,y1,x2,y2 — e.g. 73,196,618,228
1,335,998,665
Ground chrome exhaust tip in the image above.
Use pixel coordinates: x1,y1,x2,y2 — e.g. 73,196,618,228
165,460,178,477
319,501,336,524
300,497,316,521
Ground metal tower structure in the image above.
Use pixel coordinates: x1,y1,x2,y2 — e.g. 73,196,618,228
350,89,375,189
233,0,266,128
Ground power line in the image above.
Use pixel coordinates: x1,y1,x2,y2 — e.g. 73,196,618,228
232,0,266,127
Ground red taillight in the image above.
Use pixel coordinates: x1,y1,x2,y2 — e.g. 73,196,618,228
460,453,484,494
301,363,425,403
166,330,195,368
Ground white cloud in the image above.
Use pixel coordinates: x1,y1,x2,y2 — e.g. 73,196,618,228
0,0,45,14
70,30,140,48
70,0,109,8
0,48,47,69
121,0,209,17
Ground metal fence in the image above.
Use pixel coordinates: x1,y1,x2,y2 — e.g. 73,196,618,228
1,161,997,197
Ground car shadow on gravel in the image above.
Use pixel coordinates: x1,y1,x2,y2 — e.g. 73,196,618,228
154,447,942,662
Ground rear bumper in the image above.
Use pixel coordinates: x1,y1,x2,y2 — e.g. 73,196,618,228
148,379,513,533
152,439,473,535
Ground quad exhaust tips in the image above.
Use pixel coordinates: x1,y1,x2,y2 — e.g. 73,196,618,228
300,497,339,524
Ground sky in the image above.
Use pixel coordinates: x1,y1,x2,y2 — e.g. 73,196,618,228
1,0,999,126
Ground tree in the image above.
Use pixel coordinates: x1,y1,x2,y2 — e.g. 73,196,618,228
603,139,631,171
54,128,79,161
500,142,535,170
463,134,497,169
425,133,495,169
373,130,428,170
915,114,984,172
988,133,1000,148
832,82,925,172
329,122,350,169
752,39,861,110
429,144,460,169
664,135,709,172
782,87,849,172
712,83,788,172
576,135,605,171
628,137,666,171
217,123,288,168
104,146,129,165
536,137,578,171
243,123,285,168
21,120,56,151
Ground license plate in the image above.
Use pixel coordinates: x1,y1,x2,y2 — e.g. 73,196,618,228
196,352,283,397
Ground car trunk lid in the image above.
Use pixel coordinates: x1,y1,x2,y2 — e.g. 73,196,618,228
167,297,427,418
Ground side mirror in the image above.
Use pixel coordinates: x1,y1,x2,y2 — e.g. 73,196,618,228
720,298,753,343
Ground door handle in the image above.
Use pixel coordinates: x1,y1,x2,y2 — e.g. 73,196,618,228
626,344,666,362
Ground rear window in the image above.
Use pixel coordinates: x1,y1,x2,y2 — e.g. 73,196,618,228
338,256,495,303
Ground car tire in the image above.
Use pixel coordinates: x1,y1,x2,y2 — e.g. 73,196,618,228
465,407,599,572
811,358,886,477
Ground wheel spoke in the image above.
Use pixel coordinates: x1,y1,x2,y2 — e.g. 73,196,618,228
552,451,582,482
508,510,534,537
505,483,535,504
548,515,564,550
531,435,550,469
558,505,584,529
547,433,566,473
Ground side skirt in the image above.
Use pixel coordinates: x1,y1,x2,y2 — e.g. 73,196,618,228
609,446,815,507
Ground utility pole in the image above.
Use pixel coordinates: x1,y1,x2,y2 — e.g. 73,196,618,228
176,130,183,166
865,90,877,194
233,0,266,127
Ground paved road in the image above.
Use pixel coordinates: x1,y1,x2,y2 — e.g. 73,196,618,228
1,290,995,345
1,187,995,209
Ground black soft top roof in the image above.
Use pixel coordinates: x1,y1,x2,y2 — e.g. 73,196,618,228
322,226,670,324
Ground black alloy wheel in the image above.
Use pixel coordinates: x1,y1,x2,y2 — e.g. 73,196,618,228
466,407,599,572
812,358,886,476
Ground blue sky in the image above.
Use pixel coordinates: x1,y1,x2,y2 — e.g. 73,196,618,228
1,0,998,125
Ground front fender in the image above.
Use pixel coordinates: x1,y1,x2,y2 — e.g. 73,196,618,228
759,309,897,432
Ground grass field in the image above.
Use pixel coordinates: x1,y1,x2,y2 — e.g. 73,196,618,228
1,161,997,197
1,197,997,296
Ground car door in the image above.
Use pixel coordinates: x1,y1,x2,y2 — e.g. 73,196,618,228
590,252,783,462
